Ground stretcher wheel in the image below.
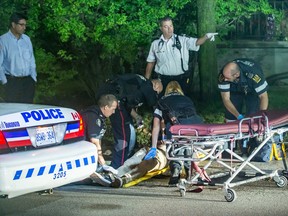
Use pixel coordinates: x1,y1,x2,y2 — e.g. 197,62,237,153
224,188,237,202
180,189,186,197
275,176,288,188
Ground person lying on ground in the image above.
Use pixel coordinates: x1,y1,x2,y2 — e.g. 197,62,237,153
90,140,168,188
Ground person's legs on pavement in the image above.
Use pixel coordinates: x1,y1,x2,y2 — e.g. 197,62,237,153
117,147,148,177
111,158,158,188
168,160,182,186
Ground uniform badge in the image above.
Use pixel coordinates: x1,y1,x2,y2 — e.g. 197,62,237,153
96,119,101,127
252,74,261,83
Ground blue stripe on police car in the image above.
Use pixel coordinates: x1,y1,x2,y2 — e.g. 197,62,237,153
13,155,96,180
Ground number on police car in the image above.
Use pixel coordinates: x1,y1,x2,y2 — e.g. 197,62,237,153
53,171,67,180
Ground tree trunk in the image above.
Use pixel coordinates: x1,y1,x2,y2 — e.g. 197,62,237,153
197,0,218,101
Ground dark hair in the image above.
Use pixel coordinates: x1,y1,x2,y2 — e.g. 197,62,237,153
159,16,173,26
10,12,27,25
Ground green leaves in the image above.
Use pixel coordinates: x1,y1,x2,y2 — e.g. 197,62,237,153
0,0,283,105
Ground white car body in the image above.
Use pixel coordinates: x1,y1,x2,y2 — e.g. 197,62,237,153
0,103,97,198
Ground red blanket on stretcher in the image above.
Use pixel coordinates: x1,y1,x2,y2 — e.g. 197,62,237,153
170,110,288,136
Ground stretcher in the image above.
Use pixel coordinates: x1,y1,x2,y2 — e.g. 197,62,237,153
166,110,288,202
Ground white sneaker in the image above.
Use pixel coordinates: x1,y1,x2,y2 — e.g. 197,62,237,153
90,172,111,187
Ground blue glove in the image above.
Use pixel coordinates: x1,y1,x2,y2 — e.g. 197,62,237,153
237,114,244,120
144,147,157,160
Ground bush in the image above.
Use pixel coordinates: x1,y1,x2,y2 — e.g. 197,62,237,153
34,48,77,104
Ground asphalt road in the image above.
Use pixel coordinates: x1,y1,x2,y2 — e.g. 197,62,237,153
1,170,288,216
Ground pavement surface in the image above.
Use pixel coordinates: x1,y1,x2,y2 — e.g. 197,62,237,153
1,157,288,216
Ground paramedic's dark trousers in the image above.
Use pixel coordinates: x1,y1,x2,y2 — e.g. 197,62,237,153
109,104,136,169
4,75,35,103
224,92,260,154
154,73,189,97
167,115,203,176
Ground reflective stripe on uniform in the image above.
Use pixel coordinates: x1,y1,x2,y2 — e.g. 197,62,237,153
255,81,268,94
218,83,230,90
154,108,162,117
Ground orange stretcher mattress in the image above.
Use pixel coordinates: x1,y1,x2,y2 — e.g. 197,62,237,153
170,110,288,136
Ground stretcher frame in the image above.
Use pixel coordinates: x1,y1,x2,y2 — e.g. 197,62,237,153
166,110,288,202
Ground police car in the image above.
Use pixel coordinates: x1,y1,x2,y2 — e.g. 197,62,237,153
0,103,97,198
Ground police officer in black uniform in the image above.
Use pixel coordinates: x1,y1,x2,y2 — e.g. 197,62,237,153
144,81,203,185
81,94,118,168
96,74,163,169
218,58,269,154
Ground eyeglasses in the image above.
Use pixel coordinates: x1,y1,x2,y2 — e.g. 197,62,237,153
17,23,27,27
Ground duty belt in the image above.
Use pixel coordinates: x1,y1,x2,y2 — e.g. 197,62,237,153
6,74,30,79
156,73,188,80
177,114,195,119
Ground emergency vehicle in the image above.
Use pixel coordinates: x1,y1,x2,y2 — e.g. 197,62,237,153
0,103,97,198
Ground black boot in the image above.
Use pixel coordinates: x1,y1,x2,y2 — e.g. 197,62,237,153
168,167,181,186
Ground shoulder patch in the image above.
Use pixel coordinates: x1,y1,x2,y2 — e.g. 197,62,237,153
252,74,261,83
96,119,102,127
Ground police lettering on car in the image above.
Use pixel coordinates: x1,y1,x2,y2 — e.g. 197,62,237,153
21,108,65,122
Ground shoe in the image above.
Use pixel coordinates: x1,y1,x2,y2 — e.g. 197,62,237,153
110,175,123,188
121,174,132,186
168,167,181,186
90,172,112,187
168,176,180,186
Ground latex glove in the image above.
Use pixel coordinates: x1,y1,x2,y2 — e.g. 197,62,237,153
144,147,157,160
136,115,144,129
237,114,244,120
102,164,118,175
205,33,218,41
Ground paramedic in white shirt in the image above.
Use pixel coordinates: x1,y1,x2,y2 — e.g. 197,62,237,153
145,16,218,94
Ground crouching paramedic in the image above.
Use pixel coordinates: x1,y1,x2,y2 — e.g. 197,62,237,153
96,74,163,169
144,81,204,186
